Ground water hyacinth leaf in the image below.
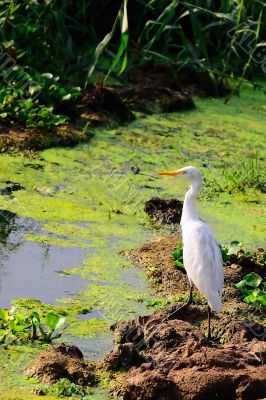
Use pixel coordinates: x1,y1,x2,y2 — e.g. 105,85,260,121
219,245,229,262
173,242,185,270
46,312,65,331
227,241,242,255
243,272,262,288
30,311,41,325
243,289,264,304
0,308,9,321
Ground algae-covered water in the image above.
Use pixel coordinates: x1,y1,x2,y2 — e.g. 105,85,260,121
0,84,265,399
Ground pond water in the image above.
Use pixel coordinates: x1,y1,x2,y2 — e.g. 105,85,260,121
0,85,265,398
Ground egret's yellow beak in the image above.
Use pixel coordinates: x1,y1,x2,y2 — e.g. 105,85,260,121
159,169,185,176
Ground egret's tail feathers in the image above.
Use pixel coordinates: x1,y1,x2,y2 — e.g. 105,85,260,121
208,291,222,313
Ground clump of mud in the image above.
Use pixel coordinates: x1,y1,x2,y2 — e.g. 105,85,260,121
144,197,183,224
124,234,188,297
119,234,266,399
26,343,96,386
81,83,134,124
110,307,266,400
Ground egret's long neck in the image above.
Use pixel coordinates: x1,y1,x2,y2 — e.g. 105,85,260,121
181,179,202,226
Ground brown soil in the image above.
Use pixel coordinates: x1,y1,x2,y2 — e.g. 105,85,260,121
108,308,266,400
144,197,183,224
0,123,91,154
25,343,96,386
123,234,186,297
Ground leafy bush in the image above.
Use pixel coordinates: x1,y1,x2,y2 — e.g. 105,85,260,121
0,72,81,129
0,308,67,344
235,272,266,308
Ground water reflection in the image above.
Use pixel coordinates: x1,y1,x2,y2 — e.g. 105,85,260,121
0,211,87,308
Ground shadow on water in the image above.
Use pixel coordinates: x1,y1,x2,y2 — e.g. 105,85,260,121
0,210,88,308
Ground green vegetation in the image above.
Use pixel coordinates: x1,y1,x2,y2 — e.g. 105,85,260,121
223,157,266,194
221,241,266,267
236,272,266,308
0,0,265,128
35,378,92,398
0,308,67,344
172,241,185,270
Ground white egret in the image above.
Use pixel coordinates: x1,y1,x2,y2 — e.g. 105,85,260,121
159,166,224,339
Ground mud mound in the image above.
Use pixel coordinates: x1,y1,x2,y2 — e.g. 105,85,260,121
25,343,96,386
124,234,188,297
101,343,147,371
81,84,134,124
111,308,266,400
144,197,183,224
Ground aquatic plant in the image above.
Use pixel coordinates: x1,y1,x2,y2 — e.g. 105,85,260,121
35,378,91,398
236,272,266,308
0,308,67,344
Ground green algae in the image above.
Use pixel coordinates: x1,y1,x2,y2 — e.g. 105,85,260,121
24,233,92,248
0,345,58,400
0,82,265,398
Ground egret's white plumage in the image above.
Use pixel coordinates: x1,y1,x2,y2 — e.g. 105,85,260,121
159,166,224,337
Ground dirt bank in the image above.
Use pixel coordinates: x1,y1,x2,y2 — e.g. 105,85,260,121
111,234,266,399
0,64,231,153
108,308,266,400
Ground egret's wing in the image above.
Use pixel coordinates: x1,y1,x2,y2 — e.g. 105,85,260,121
183,221,224,312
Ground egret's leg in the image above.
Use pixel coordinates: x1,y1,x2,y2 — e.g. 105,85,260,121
207,306,211,340
165,283,193,320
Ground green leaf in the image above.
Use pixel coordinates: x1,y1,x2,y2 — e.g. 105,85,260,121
30,311,41,326
62,94,72,101
220,246,229,262
0,309,9,321
88,32,113,78
46,312,65,331
243,289,265,305
41,73,53,79
175,260,185,270
29,85,41,96
243,272,262,288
